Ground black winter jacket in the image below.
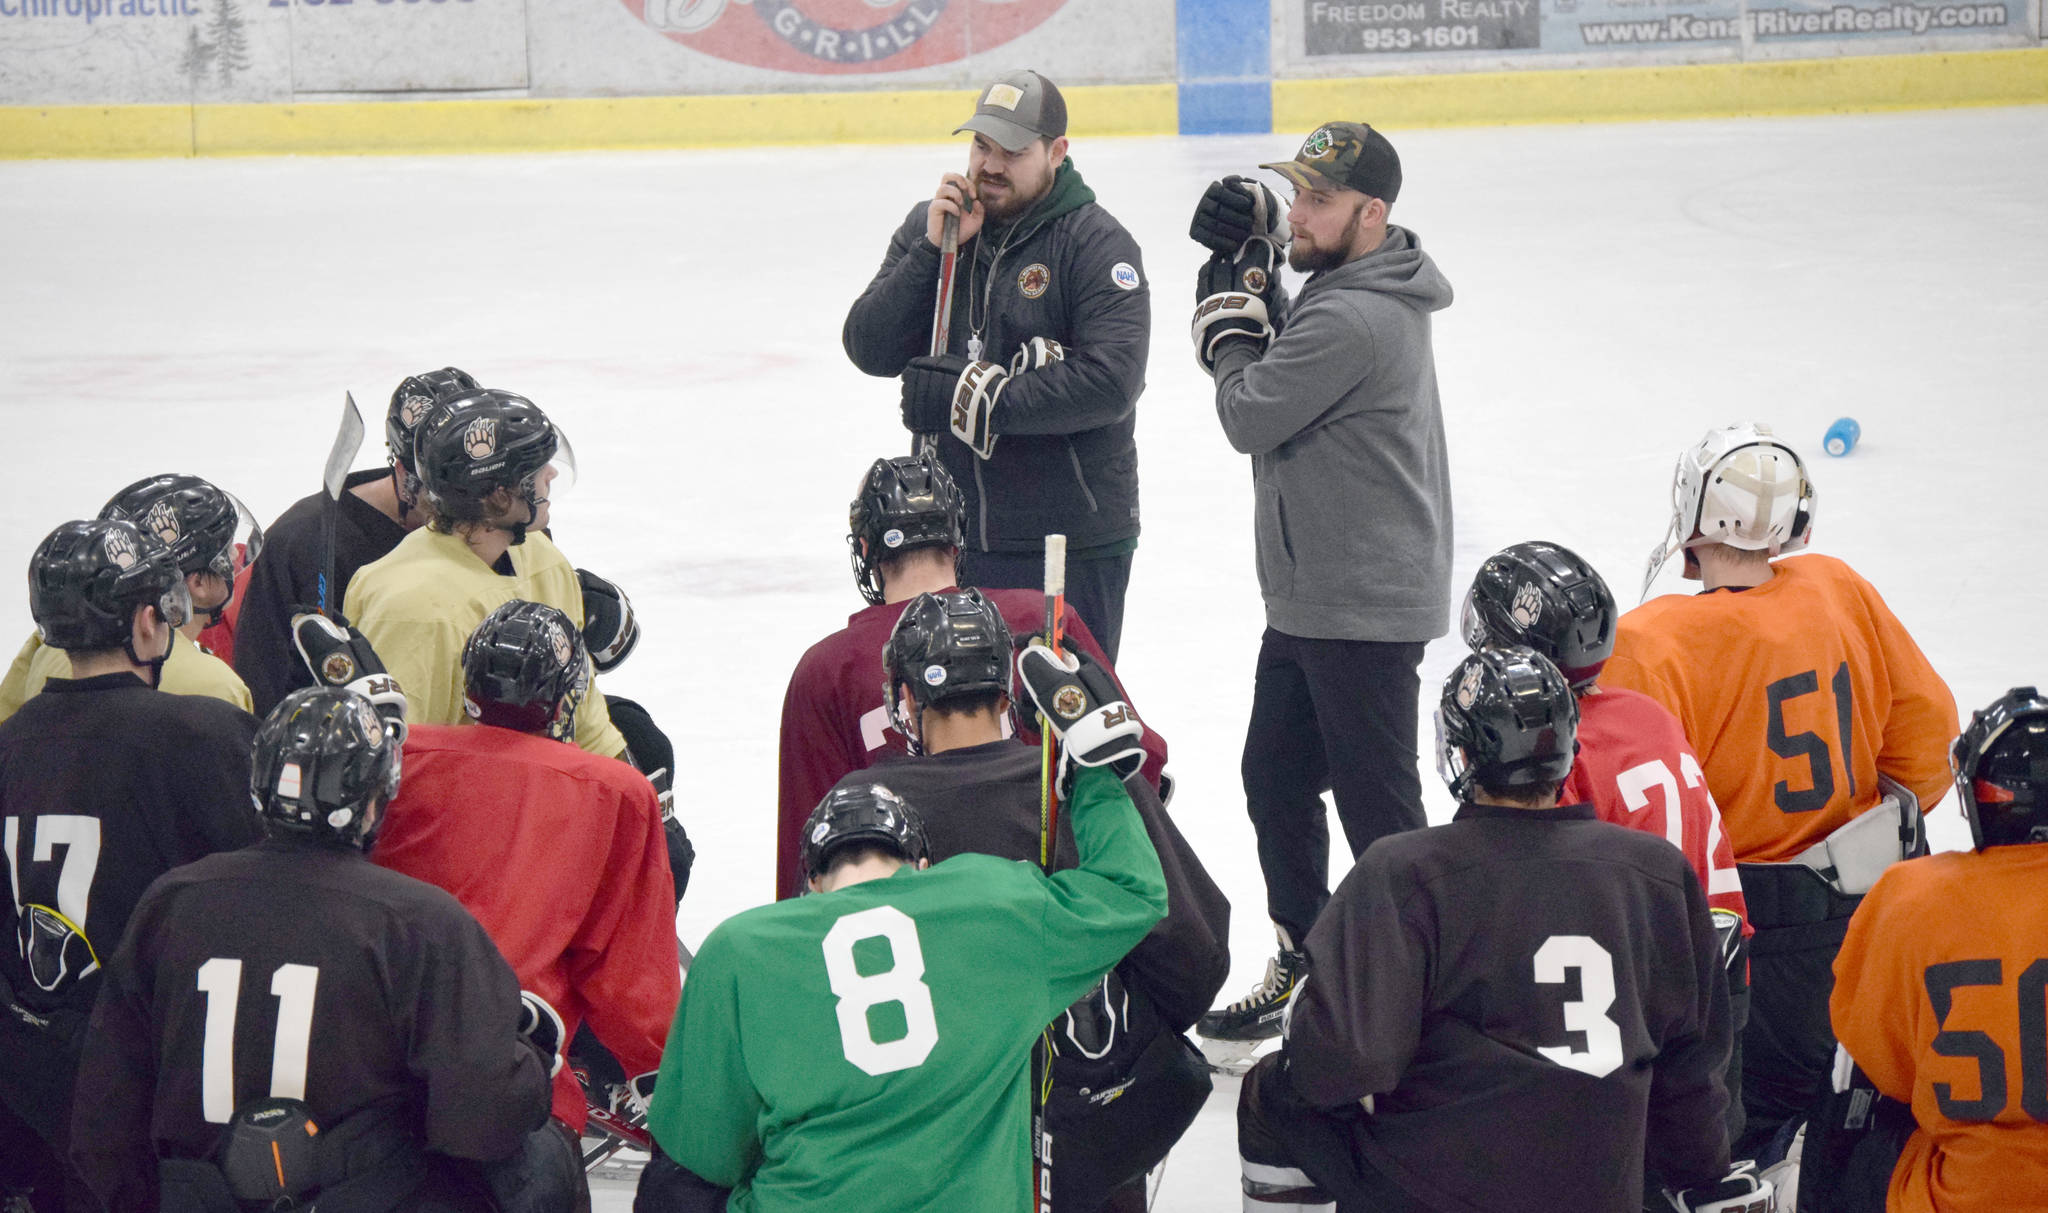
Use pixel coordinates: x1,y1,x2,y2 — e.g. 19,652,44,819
842,160,1148,554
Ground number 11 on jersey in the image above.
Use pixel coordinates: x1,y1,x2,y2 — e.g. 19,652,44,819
196,958,321,1123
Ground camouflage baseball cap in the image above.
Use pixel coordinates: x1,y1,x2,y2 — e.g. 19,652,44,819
1261,122,1403,204
954,70,1068,154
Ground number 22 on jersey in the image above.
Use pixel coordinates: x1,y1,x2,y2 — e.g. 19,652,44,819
822,906,939,1077
196,958,320,1123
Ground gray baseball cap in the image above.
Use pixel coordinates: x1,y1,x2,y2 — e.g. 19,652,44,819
954,71,1068,153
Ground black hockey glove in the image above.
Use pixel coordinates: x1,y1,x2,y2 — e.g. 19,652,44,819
901,354,1004,460
577,568,640,673
518,989,566,1077
1009,336,1066,376
289,609,408,745
1660,1162,1774,1213
1017,642,1146,797
1190,174,1291,256
1192,232,1285,374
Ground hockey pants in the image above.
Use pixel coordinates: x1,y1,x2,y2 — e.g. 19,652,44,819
1045,1029,1213,1212
1736,863,1864,1161
1237,1053,1433,1213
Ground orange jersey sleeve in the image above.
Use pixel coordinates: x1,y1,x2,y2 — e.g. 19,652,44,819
1604,555,1958,863
1831,846,2048,1213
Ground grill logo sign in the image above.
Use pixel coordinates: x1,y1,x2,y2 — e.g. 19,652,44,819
631,0,1070,74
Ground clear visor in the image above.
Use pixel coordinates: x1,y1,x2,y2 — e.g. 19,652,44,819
158,578,193,631
1457,587,1487,649
207,492,266,582
1432,706,1465,790
543,428,577,499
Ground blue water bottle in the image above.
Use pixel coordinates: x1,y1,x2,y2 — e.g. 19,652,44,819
1824,417,1860,457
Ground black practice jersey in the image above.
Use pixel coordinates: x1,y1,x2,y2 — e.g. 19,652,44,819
1287,802,1732,1213
0,674,259,1023
70,840,550,1210
836,740,1230,1033
234,471,408,716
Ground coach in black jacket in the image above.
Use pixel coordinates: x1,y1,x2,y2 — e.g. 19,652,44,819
842,71,1149,662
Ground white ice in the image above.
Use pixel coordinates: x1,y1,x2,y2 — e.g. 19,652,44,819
4,104,2045,1210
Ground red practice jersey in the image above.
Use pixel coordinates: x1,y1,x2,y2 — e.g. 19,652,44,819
775,585,1167,901
1562,686,1749,928
196,561,252,666
372,723,681,1130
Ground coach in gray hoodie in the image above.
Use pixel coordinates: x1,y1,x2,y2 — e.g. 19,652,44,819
1188,122,1454,1043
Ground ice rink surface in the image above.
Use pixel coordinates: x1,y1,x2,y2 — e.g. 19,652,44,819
4,104,2046,1209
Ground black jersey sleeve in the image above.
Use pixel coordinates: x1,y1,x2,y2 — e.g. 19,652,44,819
842,204,945,377
1644,874,1735,1188
171,701,262,857
68,910,161,1213
1117,777,1230,1033
1287,848,1429,1107
395,902,551,1160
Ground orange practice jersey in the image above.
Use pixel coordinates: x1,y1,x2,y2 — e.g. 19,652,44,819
1831,846,2048,1213
1604,554,1957,863
1562,685,1748,927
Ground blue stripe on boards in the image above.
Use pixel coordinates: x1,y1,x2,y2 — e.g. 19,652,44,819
1178,0,1273,134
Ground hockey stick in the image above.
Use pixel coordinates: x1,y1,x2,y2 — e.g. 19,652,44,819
1034,533,1067,1213
318,393,366,620
914,211,961,459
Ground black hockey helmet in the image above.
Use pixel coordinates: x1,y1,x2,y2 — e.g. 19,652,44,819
386,366,480,465
460,600,588,742
848,455,965,606
883,590,1013,753
28,518,192,651
1951,686,2048,850
99,474,262,626
251,686,402,850
801,783,930,883
414,389,573,539
1461,541,1617,689
1436,645,1579,802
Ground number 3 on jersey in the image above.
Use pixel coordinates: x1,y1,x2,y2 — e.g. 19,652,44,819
822,906,939,1076
1534,935,1624,1078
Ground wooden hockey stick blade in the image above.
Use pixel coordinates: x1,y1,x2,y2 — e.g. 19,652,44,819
324,393,366,502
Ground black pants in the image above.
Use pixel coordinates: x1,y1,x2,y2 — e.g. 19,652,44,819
961,548,1134,664
0,1011,86,1213
1046,1031,1213,1213
1242,629,1427,945
1237,1054,1430,1213
1733,863,1864,1161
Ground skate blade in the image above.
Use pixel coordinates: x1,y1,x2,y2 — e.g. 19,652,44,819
1198,1035,1274,1077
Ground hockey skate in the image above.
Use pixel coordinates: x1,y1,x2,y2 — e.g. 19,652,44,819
1196,928,1307,1074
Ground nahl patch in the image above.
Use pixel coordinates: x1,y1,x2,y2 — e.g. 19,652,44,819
1111,262,1141,291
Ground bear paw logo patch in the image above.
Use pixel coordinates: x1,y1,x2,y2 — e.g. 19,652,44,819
1455,663,1484,709
463,418,498,460
1510,582,1544,629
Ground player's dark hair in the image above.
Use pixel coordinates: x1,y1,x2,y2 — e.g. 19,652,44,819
918,689,1008,721
1473,774,1564,805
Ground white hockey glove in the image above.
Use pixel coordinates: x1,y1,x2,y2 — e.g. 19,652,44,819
1191,237,1283,374
1662,1161,1775,1213
576,568,640,673
901,355,1002,461
1017,642,1146,797
621,1071,658,1121
290,610,407,745
517,989,566,1077
948,360,1006,461
1009,336,1066,376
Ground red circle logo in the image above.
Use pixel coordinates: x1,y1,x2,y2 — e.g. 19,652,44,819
630,0,1071,75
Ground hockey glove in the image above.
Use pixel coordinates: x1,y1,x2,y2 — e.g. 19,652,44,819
517,989,566,1077
1017,642,1146,797
1191,237,1285,375
1190,175,1291,256
289,610,407,745
1661,1162,1775,1213
901,354,1004,461
1009,336,1066,376
577,568,640,673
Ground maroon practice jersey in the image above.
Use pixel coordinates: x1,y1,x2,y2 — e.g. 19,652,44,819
374,723,680,1130
1563,686,1748,929
775,586,1167,901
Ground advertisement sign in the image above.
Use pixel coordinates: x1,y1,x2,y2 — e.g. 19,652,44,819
627,0,1074,74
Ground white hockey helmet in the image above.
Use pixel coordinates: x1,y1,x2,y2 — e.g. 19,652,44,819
1641,422,1816,599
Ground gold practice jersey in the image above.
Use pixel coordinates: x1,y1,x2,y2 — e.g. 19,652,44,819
345,528,626,760
1605,554,1957,863
0,631,251,724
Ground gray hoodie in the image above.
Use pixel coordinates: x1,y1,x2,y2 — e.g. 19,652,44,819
1211,225,1453,643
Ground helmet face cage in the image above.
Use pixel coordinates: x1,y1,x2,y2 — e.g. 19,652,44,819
848,456,966,607
1434,647,1579,801
461,601,589,742
1463,542,1616,688
250,687,402,850
800,784,930,882
1951,688,2048,850
881,590,1012,753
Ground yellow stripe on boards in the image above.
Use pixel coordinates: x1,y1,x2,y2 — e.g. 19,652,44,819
0,52,2041,160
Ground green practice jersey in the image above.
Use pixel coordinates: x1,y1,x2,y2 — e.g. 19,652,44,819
344,527,626,759
650,766,1166,1212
